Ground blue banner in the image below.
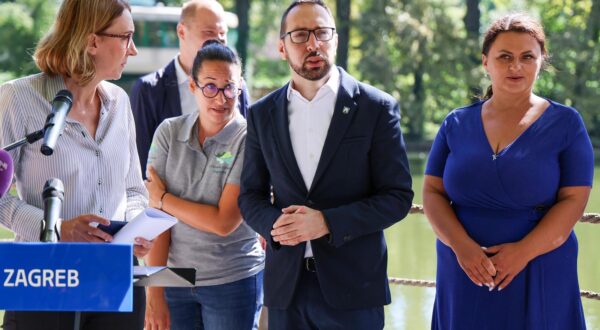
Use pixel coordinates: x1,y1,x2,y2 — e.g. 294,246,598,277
0,243,132,312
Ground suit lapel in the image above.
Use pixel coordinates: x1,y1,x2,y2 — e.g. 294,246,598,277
270,85,308,194
163,60,183,117
309,68,360,193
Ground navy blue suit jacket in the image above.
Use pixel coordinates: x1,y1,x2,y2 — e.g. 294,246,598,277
130,59,249,177
238,67,414,310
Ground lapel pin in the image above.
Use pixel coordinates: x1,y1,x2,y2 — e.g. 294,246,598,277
342,106,350,114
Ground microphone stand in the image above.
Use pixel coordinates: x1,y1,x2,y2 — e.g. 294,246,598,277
2,129,45,151
2,130,82,330
39,179,80,330
2,130,48,238
1,129,49,244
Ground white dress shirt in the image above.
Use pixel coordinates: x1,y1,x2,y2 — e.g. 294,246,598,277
287,68,340,257
0,73,147,242
174,55,198,116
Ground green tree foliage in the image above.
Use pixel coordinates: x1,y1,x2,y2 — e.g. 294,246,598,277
1,0,599,145
355,0,475,141
0,3,36,78
159,0,183,5
353,0,600,143
0,0,55,81
533,0,600,143
244,0,289,94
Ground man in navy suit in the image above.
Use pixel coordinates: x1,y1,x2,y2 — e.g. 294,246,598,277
130,0,248,177
238,1,413,329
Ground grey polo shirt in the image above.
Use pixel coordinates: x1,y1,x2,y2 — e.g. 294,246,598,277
148,113,264,286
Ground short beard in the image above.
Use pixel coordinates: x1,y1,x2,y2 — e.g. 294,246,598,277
289,52,332,81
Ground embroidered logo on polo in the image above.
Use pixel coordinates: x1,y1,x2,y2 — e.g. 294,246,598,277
215,151,234,165
146,143,158,166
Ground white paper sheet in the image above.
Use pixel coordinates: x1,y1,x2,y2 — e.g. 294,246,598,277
111,208,177,244
133,266,166,277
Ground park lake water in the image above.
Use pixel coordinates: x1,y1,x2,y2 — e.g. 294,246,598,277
0,163,599,329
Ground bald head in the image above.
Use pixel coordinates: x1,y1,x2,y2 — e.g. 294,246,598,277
181,0,225,25
177,0,228,74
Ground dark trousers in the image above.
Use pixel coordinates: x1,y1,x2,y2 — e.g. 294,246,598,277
268,266,384,330
2,286,145,330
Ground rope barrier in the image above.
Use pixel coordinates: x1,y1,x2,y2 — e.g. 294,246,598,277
388,277,436,288
409,204,424,214
388,277,600,301
1,208,598,300
579,213,600,224
581,290,600,300
410,204,600,224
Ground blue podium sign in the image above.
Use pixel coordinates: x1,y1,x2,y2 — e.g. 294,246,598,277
0,243,132,312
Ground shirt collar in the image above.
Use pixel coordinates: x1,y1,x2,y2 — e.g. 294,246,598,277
174,54,190,86
177,112,246,145
286,66,340,101
43,74,115,114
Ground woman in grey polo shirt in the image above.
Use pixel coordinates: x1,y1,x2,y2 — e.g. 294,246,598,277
144,41,264,330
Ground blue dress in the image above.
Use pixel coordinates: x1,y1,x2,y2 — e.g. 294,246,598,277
425,99,593,330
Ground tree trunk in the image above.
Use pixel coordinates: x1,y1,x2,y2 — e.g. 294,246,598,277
235,0,250,71
336,0,350,69
571,0,600,104
589,0,600,41
463,0,480,39
464,0,481,101
408,61,425,141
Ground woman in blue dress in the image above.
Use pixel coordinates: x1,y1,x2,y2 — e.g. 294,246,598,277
423,14,593,330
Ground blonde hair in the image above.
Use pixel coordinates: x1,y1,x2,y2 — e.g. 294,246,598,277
34,0,131,86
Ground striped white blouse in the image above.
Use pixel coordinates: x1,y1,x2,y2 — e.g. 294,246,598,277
0,73,148,242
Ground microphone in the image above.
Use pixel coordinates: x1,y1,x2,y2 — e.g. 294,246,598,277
41,178,64,243
41,90,73,156
0,150,14,197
